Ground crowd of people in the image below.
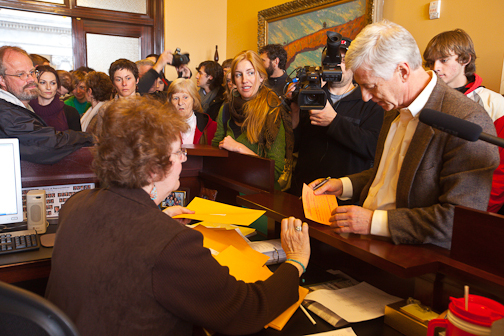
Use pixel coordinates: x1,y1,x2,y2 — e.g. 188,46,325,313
0,19,503,336
1,20,502,248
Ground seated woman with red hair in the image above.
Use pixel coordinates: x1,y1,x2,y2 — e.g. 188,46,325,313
45,96,310,336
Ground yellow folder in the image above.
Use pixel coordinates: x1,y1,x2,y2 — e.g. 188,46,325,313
193,223,307,331
173,197,265,225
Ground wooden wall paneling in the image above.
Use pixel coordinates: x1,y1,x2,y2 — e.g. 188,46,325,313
0,0,69,16
180,154,204,203
451,206,504,278
0,0,155,26
0,260,51,284
201,151,275,194
0,0,163,62
20,148,97,188
71,17,85,69
148,0,164,55
141,25,153,58
81,19,145,37
310,240,417,300
413,274,437,309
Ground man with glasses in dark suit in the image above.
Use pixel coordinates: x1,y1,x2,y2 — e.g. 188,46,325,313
0,46,92,164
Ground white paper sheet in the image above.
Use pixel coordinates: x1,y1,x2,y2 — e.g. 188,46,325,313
303,327,357,336
248,239,286,265
304,282,401,323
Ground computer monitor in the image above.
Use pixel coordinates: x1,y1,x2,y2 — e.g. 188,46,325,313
0,138,23,227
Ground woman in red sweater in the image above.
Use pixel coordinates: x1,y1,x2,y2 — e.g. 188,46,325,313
167,78,217,145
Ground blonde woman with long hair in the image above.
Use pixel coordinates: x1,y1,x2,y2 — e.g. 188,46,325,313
212,50,293,190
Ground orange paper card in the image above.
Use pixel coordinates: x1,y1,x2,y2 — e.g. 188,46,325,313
302,183,338,225
193,225,269,264
266,286,309,330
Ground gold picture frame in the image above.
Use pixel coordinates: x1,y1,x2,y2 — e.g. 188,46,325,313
258,0,382,75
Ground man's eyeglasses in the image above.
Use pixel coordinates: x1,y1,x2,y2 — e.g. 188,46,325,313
171,148,187,159
3,69,38,81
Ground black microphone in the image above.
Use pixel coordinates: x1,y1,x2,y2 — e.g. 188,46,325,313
419,108,481,141
419,108,504,148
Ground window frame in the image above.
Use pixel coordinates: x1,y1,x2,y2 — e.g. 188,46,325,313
0,0,164,67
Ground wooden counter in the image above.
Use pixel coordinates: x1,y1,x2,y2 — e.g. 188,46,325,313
8,145,504,317
1,145,274,284
237,190,504,311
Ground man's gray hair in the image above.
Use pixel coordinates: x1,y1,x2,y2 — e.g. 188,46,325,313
346,20,422,80
135,58,155,69
0,46,30,76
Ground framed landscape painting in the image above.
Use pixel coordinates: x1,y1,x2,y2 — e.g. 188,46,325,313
258,0,381,76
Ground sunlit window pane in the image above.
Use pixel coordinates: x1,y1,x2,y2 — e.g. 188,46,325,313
86,34,140,73
36,0,65,4
77,0,147,14
0,9,73,70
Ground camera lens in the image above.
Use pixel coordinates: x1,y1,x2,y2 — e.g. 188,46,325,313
305,95,317,104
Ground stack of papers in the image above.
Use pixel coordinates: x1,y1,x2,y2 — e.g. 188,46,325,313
304,271,360,327
248,239,286,265
176,197,265,237
304,328,357,336
173,197,265,225
305,282,401,323
188,222,256,238
192,224,308,330
178,198,307,331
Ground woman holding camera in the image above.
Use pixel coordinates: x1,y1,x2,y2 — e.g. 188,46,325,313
138,50,192,102
211,50,294,190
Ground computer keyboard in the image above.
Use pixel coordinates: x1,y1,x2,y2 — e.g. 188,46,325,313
0,229,40,255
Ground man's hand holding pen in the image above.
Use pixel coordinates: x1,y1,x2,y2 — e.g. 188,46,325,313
308,178,373,235
308,178,343,196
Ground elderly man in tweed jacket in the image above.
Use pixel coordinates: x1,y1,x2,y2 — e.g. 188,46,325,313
311,21,498,249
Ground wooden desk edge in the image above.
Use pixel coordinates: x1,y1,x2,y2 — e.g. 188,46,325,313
237,192,503,286
184,144,229,157
200,171,270,195
236,194,441,277
0,258,52,283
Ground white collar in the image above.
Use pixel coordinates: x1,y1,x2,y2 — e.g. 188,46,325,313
0,89,27,109
185,111,196,123
181,112,197,145
406,70,437,118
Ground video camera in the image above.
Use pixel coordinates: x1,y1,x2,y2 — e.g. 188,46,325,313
292,31,351,110
171,48,190,67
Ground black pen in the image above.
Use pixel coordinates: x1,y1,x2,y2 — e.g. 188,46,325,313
299,177,332,200
313,177,331,191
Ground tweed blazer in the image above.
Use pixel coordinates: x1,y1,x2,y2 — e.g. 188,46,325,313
348,78,499,249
